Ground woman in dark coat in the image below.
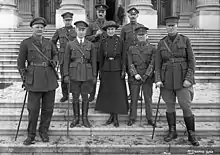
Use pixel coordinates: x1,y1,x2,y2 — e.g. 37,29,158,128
95,21,128,127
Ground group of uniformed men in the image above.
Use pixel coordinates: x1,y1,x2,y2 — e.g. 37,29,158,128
17,4,199,147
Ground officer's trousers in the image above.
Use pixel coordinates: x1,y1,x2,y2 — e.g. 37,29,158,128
60,63,68,98
90,61,99,97
161,86,193,117
27,90,55,138
129,82,153,121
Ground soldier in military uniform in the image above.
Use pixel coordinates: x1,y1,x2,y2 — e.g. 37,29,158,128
127,26,155,126
52,12,77,102
17,17,59,145
120,7,144,100
63,21,97,128
86,4,108,102
155,16,199,146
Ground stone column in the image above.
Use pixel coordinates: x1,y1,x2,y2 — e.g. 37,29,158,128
127,0,157,28
56,0,86,28
0,0,21,28
191,0,220,29
18,0,33,26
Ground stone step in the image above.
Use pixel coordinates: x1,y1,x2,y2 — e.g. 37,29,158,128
196,55,220,60
0,135,219,155
1,101,219,110
1,108,219,122
196,65,220,71
1,69,220,78
0,120,219,137
196,60,220,65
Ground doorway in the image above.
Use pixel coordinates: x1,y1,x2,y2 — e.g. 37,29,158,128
39,0,56,24
106,0,116,21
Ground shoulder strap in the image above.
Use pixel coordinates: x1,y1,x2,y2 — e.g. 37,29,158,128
163,40,172,53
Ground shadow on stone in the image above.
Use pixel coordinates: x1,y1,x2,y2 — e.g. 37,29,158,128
0,83,13,89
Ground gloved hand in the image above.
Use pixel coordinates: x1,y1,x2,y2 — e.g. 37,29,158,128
142,75,148,83
64,76,70,84
50,60,58,67
134,74,142,81
21,82,26,90
183,80,191,88
121,71,125,79
155,81,164,88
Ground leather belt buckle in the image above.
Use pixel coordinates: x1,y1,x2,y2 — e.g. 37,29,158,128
42,62,48,67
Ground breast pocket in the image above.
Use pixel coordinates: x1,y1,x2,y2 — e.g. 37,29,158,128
84,48,91,59
177,44,187,57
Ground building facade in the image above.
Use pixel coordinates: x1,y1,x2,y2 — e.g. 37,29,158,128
0,0,219,29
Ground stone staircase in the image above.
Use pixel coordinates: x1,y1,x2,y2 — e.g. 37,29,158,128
0,82,220,154
0,27,220,83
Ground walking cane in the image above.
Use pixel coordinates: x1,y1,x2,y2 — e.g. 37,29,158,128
67,81,70,137
139,85,143,126
15,90,28,141
151,91,162,139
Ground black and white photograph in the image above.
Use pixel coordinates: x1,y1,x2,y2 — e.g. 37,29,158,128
0,0,219,154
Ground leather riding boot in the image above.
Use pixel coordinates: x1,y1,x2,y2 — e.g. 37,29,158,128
82,102,91,128
70,102,80,128
164,112,178,142
113,114,119,127
89,83,96,102
105,113,114,125
184,115,200,146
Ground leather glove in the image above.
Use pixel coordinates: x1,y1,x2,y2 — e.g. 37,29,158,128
64,76,70,84
155,81,164,88
121,71,125,79
183,80,192,88
50,60,58,67
21,82,26,90
134,74,142,81
142,75,148,83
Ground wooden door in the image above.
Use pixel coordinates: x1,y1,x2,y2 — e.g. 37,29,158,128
40,0,56,24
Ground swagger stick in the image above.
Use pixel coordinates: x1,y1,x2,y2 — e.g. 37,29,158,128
15,90,28,141
152,91,162,139
67,81,70,137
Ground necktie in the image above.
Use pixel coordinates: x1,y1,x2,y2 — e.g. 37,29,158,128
80,39,83,46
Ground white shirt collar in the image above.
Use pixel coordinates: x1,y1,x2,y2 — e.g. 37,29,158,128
77,37,85,43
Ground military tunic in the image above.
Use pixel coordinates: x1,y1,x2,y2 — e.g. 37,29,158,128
17,36,59,92
95,35,128,114
155,34,195,116
63,39,97,96
17,36,59,138
120,22,144,52
127,41,156,120
52,26,77,98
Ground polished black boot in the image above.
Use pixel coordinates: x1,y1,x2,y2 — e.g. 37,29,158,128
105,113,114,125
23,137,35,145
184,115,200,146
70,102,80,128
113,114,119,127
164,112,178,142
82,102,91,128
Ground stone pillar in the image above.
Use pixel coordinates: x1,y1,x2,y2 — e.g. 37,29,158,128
127,0,157,28
191,0,220,29
18,0,33,26
0,0,21,28
56,0,86,28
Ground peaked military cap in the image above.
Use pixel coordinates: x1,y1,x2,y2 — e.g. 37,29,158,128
61,12,73,20
102,21,119,31
74,20,88,28
30,17,47,27
127,7,139,15
165,16,179,25
135,26,149,35
95,4,109,10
